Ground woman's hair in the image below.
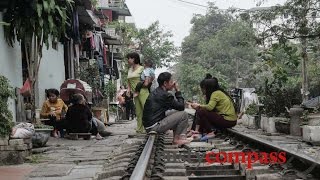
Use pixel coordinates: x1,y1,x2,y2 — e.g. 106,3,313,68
71,93,85,105
205,73,212,79
46,89,59,98
202,77,233,104
200,73,212,89
126,52,141,64
144,60,153,68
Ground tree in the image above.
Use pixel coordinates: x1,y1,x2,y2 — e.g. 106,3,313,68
249,0,320,102
3,0,74,119
253,43,301,116
198,21,258,87
112,21,177,86
136,21,177,67
175,5,258,100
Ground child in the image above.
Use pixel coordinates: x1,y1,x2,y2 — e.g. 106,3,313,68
134,60,155,97
40,89,68,138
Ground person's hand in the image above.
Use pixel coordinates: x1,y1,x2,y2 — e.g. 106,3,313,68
191,103,200,109
173,81,180,91
49,111,55,116
126,90,131,97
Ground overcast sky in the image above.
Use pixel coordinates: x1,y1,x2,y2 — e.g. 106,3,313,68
125,0,286,75
126,0,286,46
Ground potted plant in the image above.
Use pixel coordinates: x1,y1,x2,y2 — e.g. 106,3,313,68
34,123,53,135
25,103,32,120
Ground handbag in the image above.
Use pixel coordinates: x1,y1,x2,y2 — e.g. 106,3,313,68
20,79,31,97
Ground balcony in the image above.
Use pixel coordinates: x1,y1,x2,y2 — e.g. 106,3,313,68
109,0,125,8
98,0,131,16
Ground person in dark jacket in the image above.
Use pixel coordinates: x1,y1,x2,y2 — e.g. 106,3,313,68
143,72,190,145
66,94,102,139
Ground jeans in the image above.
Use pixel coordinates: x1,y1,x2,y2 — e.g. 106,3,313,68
147,111,188,137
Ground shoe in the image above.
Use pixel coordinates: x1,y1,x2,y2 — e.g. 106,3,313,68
187,130,199,137
96,134,103,140
192,134,202,140
100,131,112,137
200,132,215,142
52,130,59,138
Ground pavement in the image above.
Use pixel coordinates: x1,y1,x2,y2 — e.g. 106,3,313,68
2,109,320,179
0,118,140,180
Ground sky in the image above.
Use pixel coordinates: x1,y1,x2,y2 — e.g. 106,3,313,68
125,0,286,75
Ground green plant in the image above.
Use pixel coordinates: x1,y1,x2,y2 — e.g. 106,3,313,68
90,0,98,9
3,0,74,120
301,110,310,122
245,103,259,115
104,81,116,101
34,124,53,129
25,154,46,164
0,76,14,138
77,61,101,90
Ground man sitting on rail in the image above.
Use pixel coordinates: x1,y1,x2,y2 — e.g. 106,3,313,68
142,72,190,145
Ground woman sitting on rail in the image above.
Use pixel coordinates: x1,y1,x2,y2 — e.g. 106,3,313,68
188,75,237,141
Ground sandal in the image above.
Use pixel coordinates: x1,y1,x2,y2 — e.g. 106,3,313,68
200,132,215,142
187,130,199,137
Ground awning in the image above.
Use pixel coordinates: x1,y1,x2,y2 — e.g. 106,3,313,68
105,39,122,45
77,6,100,26
98,3,131,16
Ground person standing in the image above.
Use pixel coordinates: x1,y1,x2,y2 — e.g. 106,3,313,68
123,90,135,120
143,72,190,145
126,52,150,133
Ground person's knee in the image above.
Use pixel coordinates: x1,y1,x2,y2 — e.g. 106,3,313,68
196,108,207,117
181,111,188,121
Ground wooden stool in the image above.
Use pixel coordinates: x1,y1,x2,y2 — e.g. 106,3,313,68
68,133,91,140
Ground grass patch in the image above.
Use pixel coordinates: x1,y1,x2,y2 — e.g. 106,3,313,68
25,154,47,164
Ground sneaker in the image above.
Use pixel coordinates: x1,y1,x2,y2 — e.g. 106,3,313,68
96,134,103,140
52,130,59,138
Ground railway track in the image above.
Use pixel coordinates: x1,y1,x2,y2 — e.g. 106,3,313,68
97,118,320,180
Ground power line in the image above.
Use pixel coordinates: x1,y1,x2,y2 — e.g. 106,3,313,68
172,0,208,8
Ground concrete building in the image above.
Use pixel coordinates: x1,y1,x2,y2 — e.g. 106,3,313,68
0,13,23,123
0,12,66,122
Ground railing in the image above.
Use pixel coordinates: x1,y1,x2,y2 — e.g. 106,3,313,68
109,0,125,8
129,132,156,180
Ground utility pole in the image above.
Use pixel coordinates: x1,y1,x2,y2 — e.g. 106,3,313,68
300,1,309,103
301,37,309,103
236,58,239,88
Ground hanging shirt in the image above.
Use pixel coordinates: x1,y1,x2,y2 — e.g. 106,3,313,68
141,67,155,81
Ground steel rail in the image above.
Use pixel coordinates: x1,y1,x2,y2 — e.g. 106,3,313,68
129,132,156,180
227,128,320,166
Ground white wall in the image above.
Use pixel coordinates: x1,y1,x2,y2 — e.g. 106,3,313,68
0,13,23,122
36,43,65,108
